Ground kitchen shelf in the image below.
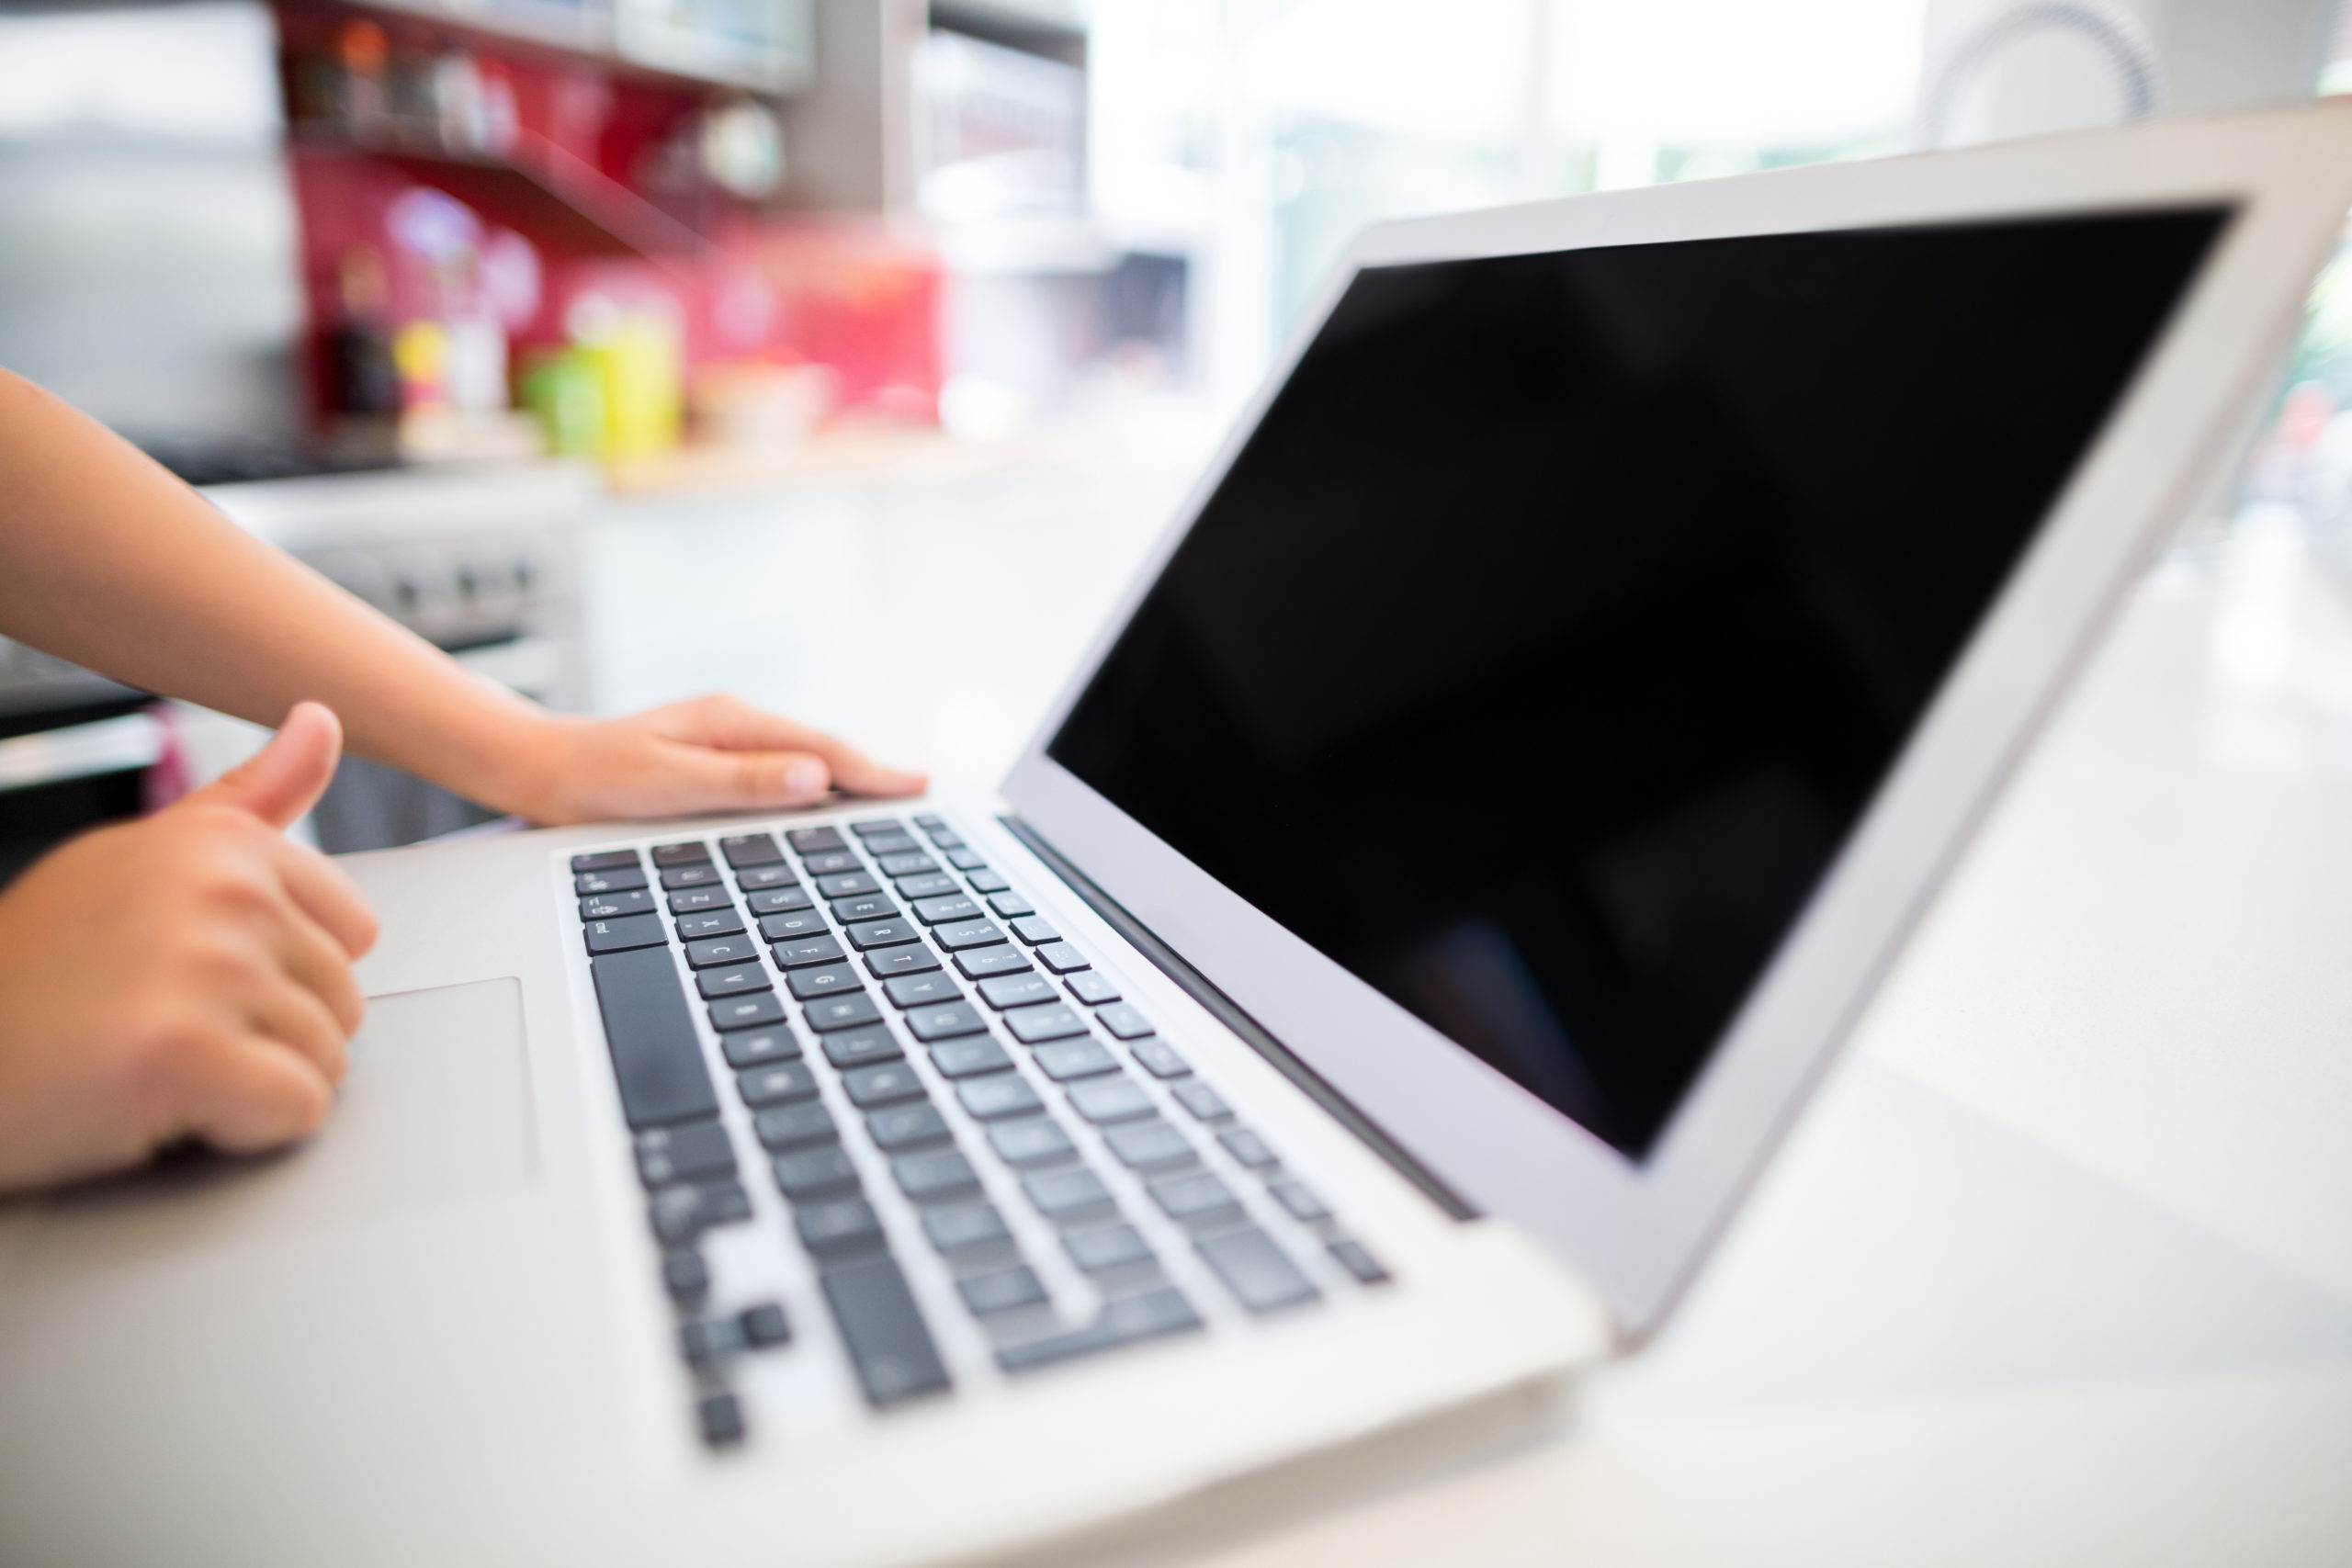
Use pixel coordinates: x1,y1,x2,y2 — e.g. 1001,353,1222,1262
292,124,716,270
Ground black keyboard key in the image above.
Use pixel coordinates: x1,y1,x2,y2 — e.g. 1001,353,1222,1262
572,849,641,874
1130,1039,1192,1078
1065,972,1121,1005
821,1025,902,1069
722,1024,801,1068
675,908,747,941
830,892,899,923
1171,1080,1232,1122
933,918,1004,952
710,991,788,1032
911,893,983,926
851,818,906,839
736,864,800,891
954,947,1033,980
1069,1076,1155,1124
1034,1039,1118,1081
865,945,942,979
966,869,1011,894
636,1120,737,1187
773,933,849,970
581,889,656,920
884,971,961,1008
685,933,763,969
680,1315,745,1365
862,831,922,856
846,918,920,951
1329,1239,1392,1284
592,946,718,1129
956,1072,1043,1120
876,852,937,877
576,866,647,897
978,973,1058,1010
1148,1171,1245,1229
905,1000,985,1042
695,964,771,1001
738,1061,820,1107
584,914,668,955
1218,1127,1279,1169
1271,1179,1329,1222
1094,1004,1155,1040
753,1100,837,1151
926,828,966,849
650,1179,751,1245
986,1117,1075,1168
696,1392,745,1449
652,840,712,867
1197,1227,1320,1313
720,832,785,868
894,1148,980,1203
946,849,986,871
747,886,814,915
958,1266,1046,1316
1003,1003,1088,1044
741,1301,793,1348
930,1036,1013,1078
1023,1166,1114,1222
786,827,847,855
774,1144,861,1201
922,1202,1010,1251
817,871,882,899
820,1253,951,1405
842,1059,926,1107
803,992,882,1032
801,850,864,876
796,1196,884,1261
663,1247,708,1303
760,909,831,943
894,873,961,900
1011,916,1062,945
1035,942,1091,974
995,1286,1200,1373
986,891,1035,919
912,813,947,830
787,962,863,1000
1063,1223,1153,1272
1104,1120,1194,1171
669,886,737,916
866,1102,951,1151
660,863,724,891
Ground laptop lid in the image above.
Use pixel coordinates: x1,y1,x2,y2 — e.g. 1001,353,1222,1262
1004,104,2352,1338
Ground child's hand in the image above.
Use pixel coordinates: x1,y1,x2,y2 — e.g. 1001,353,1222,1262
504,695,928,826
0,702,376,1193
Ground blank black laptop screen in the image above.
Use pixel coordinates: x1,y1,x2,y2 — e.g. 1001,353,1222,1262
1048,208,2227,1161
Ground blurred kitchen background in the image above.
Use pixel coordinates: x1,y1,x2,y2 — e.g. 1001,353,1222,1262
4,0,2352,879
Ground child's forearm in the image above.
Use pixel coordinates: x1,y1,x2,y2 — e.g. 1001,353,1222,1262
0,370,559,812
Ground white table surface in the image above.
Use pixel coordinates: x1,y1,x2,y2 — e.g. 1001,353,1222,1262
1123,513,2352,1568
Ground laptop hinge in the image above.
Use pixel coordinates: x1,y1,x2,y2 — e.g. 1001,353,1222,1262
997,813,1479,1223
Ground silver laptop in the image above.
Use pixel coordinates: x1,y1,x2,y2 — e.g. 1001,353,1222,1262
8,103,2351,1568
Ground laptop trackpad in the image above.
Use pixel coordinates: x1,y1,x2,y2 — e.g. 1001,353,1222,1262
16,978,534,1282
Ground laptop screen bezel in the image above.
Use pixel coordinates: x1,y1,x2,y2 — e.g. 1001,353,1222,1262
1002,105,2352,1338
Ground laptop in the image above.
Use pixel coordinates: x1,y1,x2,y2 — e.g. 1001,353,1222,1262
6,102,2351,1568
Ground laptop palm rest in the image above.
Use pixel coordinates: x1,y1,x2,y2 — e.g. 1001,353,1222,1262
12,977,535,1287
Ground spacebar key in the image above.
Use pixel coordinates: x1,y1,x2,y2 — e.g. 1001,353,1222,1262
591,946,719,1130
820,1254,952,1406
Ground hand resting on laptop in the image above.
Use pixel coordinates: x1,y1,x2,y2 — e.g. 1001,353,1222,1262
0,369,923,1193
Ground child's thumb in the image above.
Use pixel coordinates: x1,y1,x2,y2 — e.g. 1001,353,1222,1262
195,702,344,830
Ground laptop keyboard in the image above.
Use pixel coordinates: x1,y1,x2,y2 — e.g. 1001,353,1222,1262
572,814,1392,1448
